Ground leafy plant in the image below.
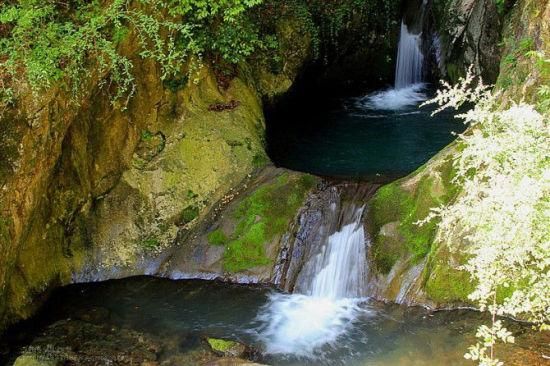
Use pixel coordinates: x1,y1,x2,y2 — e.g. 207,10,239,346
0,0,271,107
423,70,549,365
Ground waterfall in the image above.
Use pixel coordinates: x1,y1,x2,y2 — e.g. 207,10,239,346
302,208,366,299
256,204,372,357
394,21,424,89
357,2,428,110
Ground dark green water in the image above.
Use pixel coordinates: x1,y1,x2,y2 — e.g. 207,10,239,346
3,277,544,366
267,87,465,179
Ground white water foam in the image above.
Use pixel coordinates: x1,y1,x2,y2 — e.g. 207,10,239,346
256,293,366,356
256,208,372,357
357,83,427,111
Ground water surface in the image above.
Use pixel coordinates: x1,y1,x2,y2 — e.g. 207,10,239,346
3,277,545,366
267,86,465,179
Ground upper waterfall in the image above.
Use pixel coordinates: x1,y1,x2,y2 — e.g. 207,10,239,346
357,4,428,110
394,21,424,89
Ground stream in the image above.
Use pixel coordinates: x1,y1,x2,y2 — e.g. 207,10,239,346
2,277,545,366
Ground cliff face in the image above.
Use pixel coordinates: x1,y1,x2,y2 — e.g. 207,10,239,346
429,0,504,83
0,12,311,331
366,0,549,308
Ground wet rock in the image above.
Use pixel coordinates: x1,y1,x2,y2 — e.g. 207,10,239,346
162,168,319,284
0,5,313,331
434,0,503,83
278,181,378,293
73,306,110,323
134,131,166,164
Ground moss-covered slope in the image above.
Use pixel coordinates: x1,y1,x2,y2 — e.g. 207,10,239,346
163,168,319,281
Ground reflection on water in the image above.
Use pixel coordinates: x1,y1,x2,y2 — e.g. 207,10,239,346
2,277,547,366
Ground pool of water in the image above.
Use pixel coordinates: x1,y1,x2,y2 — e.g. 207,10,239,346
3,277,545,366
267,85,466,179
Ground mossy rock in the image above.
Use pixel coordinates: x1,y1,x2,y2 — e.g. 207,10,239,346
207,229,228,246
367,144,479,305
424,247,475,304
368,146,459,274
222,173,317,272
13,355,56,366
180,206,200,225
206,338,247,358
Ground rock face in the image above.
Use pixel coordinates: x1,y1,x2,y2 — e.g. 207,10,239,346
0,12,311,331
365,144,474,308
428,0,504,83
161,168,319,284
497,0,550,104
275,181,378,293
0,0,546,336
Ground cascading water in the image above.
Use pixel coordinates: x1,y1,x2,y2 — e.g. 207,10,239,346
394,21,424,89
256,206,373,357
357,2,428,110
256,3,433,357
302,208,367,299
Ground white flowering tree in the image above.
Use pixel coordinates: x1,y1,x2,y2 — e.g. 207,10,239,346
422,70,550,366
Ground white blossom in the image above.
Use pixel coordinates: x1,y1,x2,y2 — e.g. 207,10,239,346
425,69,550,365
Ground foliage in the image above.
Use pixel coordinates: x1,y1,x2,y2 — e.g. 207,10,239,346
0,0,270,107
526,50,550,113
180,205,199,224
423,70,550,365
300,0,397,60
0,0,138,105
141,236,160,250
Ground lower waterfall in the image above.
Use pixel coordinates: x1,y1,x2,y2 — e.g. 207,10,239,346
256,206,373,357
303,207,367,299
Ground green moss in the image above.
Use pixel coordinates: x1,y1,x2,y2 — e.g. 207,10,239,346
369,155,459,274
252,153,270,168
424,242,475,304
207,229,228,246
163,74,188,92
141,130,154,141
372,234,402,274
207,338,238,353
370,181,436,268
180,205,199,225
141,237,160,250
186,190,199,199
425,262,474,304
0,215,11,247
223,173,316,272
13,354,56,366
